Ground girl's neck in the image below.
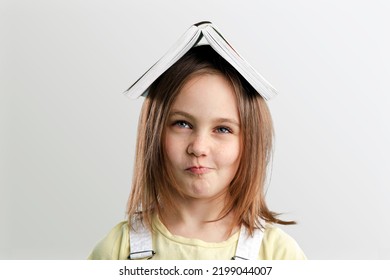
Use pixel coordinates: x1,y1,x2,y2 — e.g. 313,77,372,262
160,195,238,242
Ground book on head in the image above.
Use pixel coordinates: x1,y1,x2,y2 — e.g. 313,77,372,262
125,21,278,101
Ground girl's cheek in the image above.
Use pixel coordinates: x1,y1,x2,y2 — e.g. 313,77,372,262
218,143,240,160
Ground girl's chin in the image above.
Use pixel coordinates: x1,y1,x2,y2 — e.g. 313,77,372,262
181,183,227,200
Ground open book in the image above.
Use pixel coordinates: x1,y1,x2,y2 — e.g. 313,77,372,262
125,21,278,101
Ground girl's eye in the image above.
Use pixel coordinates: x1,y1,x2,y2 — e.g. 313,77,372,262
216,126,232,134
173,120,191,129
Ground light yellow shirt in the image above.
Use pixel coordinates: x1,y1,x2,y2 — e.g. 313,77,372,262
88,216,306,260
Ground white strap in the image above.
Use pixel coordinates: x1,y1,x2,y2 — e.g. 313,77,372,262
233,226,264,260
129,222,154,259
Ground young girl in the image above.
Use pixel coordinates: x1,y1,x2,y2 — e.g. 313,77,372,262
88,45,306,260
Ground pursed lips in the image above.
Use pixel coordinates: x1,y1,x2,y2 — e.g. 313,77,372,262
185,166,212,175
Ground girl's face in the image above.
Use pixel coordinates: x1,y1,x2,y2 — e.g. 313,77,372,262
164,73,241,201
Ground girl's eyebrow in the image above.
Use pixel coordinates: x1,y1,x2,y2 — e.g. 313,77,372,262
169,111,193,120
169,110,240,127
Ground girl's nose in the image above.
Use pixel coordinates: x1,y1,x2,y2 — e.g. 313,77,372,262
187,133,210,157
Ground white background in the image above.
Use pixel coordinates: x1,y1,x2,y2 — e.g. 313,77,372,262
1,0,389,259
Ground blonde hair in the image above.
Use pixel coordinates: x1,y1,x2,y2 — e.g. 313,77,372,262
127,46,294,235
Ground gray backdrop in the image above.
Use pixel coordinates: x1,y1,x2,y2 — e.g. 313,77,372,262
1,0,389,259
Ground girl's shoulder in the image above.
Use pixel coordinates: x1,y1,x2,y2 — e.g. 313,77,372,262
261,224,307,260
87,221,130,260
